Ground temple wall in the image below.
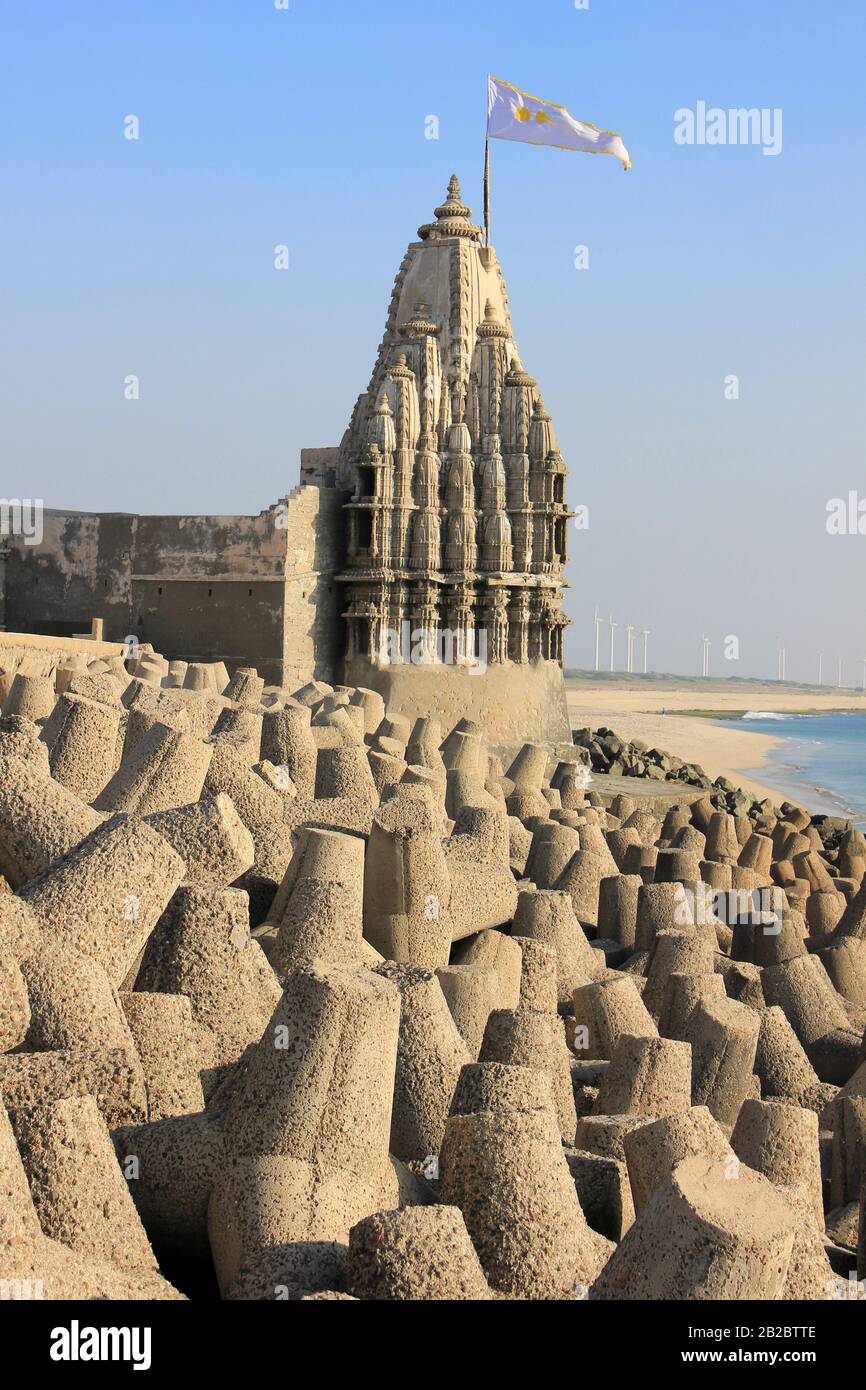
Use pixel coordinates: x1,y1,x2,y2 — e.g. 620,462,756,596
343,655,571,753
130,508,290,681
5,511,137,641
3,479,348,689
280,483,347,689
5,506,289,682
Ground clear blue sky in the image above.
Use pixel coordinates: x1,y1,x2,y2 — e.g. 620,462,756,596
2,0,864,678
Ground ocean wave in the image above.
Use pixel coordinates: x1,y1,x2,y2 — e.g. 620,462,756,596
814,787,860,818
741,711,790,721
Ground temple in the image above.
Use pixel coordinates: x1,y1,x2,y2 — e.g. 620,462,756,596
333,177,573,740
2,177,574,745
337,175,572,666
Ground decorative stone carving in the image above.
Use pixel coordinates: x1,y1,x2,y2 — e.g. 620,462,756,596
337,178,573,669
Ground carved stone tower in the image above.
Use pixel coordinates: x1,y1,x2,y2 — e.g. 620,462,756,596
336,177,573,745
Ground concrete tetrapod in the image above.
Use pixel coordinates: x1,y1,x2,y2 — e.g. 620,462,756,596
479,1006,577,1143
435,964,500,1060
451,929,522,1011
18,815,184,988
363,795,452,968
642,929,716,1018
207,961,403,1299
13,1095,158,1271
374,962,469,1164
512,888,604,1006
144,794,255,885
347,1206,492,1300
137,884,281,1095
622,1106,735,1216
594,1034,693,1120
120,992,206,1120
43,693,121,802
682,996,761,1128
572,976,657,1062
260,702,317,797
0,753,102,888
730,1099,824,1229
439,1071,613,1298
0,1097,182,1300
590,1156,796,1300
94,723,213,817
264,828,379,976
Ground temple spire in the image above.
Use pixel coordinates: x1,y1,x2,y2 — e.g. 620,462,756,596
338,176,573,672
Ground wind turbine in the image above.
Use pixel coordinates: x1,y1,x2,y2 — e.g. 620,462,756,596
642,627,650,675
701,637,710,678
838,657,844,688
609,615,617,673
626,624,635,674
776,644,786,683
593,608,603,673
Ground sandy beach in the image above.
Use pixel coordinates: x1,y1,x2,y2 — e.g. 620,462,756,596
565,676,866,811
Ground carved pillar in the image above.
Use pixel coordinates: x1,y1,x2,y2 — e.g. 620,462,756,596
510,509,532,572
528,402,557,574
344,605,358,661
527,594,544,661
388,580,407,664
369,585,392,665
409,507,441,573
509,590,530,664
480,439,513,573
410,582,439,663
444,420,477,573
446,586,476,665
482,588,509,665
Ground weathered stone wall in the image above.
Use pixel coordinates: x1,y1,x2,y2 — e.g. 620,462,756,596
343,656,571,753
5,505,291,682
3,480,348,688
130,508,289,683
281,484,347,690
5,511,137,640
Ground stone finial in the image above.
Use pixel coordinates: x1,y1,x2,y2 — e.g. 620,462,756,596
367,397,396,455
399,301,439,339
388,353,413,381
424,175,467,219
478,299,508,339
418,175,482,242
434,177,471,220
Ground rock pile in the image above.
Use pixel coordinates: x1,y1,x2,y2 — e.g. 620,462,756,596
1,647,865,1300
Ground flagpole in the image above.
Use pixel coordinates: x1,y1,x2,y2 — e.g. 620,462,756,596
483,138,491,246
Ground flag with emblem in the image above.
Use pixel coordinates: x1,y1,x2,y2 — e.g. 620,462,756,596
486,75,632,170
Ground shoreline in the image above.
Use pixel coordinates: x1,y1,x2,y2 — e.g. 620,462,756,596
736,758,862,820
565,680,866,816
677,707,866,721
737,720,866,825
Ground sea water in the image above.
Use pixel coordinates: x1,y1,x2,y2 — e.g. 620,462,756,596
737,712,866,825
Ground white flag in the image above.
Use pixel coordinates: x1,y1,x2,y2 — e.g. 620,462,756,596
487,75,632,171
